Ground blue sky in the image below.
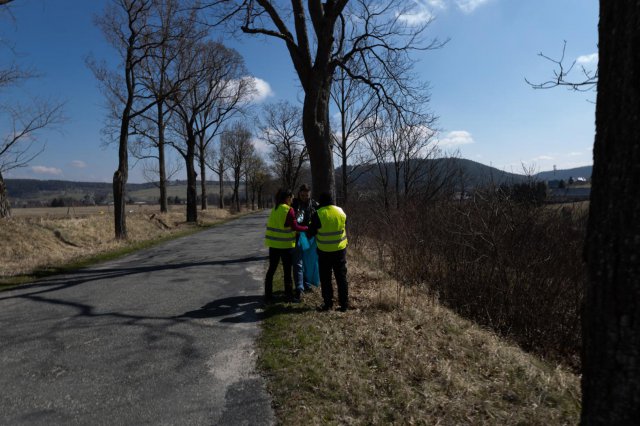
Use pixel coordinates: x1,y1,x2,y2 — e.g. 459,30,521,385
2,0,598,183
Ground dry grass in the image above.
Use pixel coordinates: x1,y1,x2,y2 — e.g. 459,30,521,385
258,249,581,425
0,205,233,279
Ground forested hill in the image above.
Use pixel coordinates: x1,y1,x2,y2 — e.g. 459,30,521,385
535,165,593,181
4,179,155,199
5,160,591,202
339,158,591,190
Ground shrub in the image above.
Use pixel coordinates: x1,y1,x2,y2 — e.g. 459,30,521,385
348,191,586,370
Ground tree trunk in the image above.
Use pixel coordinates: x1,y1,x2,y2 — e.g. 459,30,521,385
341,134,348,205
218,169,224,209
582,2,640,424
185,135,198,223
158,103,168,213
244,177,249,209
303,75,335,199
0,170,11,218
114,113,129,240
199,144,207,210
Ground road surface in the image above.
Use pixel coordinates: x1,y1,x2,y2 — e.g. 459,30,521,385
0,211,274,425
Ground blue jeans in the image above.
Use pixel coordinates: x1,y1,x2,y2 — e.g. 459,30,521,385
293,243,305,291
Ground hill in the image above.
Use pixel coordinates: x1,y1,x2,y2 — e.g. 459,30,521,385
535,165,592,181
4,160,592,205
3,179,234,206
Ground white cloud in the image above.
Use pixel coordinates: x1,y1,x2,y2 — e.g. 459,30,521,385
456,0,491,13
31,165,62,176
532,155,554,161
437,130,474,147
568,151,585,157
251,137,270,156
247,77,274,103
576,53,598,65
397,0,445,25
71,160,87,168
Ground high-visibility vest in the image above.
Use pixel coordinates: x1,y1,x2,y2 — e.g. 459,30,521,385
316,205,348,252
264,204,296,249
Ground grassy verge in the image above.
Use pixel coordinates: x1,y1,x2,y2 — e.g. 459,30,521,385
257,251,581,425
0,208,256,288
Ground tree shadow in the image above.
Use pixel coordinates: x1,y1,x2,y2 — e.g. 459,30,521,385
0,254,269,300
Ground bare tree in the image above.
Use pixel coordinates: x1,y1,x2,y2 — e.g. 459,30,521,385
0,101,65,217
245,153,269,209
258,100,307,191
205,1,442,198
166,38,251,220
222,122,253,212
132,0,197,213
398,111,437,203
192,44,253,211
89,0,163,239
363,112,391,210
330,60,376,204
139,156,182,193
206,135,229,208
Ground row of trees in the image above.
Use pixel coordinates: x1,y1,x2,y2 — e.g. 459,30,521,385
3,0,640,421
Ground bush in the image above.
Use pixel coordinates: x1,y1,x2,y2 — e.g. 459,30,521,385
348,191,586,370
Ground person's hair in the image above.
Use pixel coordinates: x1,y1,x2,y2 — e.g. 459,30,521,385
318,191,334,207
298,183,311,193
275,188,293,205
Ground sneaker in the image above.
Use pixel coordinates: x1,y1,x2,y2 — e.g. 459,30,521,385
292,290,302,303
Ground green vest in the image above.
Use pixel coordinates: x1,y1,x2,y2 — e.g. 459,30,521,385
265,204,296,249
316,205,348,252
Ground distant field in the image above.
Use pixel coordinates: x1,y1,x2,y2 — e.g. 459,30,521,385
11,204,185,218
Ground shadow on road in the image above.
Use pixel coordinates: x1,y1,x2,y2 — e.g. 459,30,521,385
0,255,269,302
178,295,264,323
176,293,314,323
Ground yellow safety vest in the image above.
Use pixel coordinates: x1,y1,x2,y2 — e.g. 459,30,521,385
264,204,296,249
316,205,348,252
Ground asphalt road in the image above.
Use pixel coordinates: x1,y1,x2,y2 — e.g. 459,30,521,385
0,211,275,425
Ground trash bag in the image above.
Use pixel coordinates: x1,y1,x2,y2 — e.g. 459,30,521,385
302,236,320,287
298,231,311,251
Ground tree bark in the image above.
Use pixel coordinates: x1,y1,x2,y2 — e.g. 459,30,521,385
0,170,11,218
185,135,198,223
582,2,640,424
199,144,207,210
218,169,224,209
303,74,335,198
158,103,168,213
114,106,130,240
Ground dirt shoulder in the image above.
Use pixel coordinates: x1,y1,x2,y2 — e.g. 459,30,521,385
0,206,240,283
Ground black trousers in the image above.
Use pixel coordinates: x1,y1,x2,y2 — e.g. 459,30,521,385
264,247,294,299
317,248,348,309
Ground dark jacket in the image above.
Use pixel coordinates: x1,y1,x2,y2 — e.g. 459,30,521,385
291,198,319,228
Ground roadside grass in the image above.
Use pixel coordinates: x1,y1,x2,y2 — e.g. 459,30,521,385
257,251,581,425
0,207,250,287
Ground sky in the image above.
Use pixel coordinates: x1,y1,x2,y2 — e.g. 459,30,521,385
2,0,598,183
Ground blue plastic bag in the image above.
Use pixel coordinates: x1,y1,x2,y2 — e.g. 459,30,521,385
302,236,320,287
298,231,311,251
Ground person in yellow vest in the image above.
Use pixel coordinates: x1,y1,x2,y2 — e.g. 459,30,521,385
264,188,308,303
307,191,349,312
